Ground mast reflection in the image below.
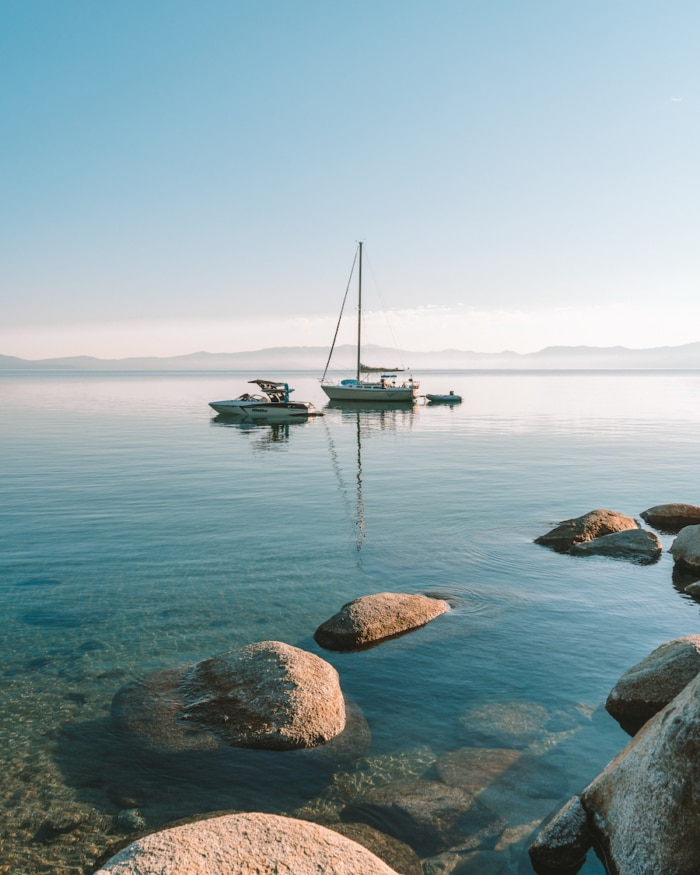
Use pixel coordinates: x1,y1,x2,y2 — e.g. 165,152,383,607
324,400,418,558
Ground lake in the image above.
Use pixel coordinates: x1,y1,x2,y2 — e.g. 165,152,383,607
2,369,699,874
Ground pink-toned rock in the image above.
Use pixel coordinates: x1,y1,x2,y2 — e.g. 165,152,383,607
112,641,345,752
581,672,700,874
641,503,700,532
314,592,450,651
605,635,700,733
95,812,401,874
670,524,700,572
535,510,638,553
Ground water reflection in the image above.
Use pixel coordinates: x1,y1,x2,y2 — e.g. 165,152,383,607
324,401,418,558
211,417,304,450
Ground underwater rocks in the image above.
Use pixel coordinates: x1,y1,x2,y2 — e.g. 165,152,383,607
94,812,401,874
328,822,423,875
605,635,700,734
641,502,700,533
341,778,505,858
314,592,450,651
535,509,639,553
670,524,700,572
112,641,345,752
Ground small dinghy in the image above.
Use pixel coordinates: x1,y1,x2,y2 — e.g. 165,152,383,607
426,391,462,404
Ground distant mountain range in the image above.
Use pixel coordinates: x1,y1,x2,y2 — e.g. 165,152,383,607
3,342,700,371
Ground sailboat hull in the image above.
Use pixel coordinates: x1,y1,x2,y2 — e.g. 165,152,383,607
321,384,417,402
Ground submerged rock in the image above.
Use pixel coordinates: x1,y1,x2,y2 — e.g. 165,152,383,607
670,524,700,572
314,592,450,651
582,672,700,874
341,778,505,857
112,641,345,752
605,635,700,734
641,502,700,533
568,528,662,563
328,822,423,875
458,701,569,752
95,812,401,874
535,510,638,553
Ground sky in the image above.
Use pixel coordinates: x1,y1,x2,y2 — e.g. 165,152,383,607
1,0,699,359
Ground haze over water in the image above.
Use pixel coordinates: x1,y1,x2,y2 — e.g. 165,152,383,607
2,369,699,873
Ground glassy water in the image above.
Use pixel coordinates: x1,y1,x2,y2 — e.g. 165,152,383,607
2,370,699,873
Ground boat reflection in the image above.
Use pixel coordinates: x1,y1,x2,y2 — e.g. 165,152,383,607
325,399,418,415
324,400,418,558
211,417,307,450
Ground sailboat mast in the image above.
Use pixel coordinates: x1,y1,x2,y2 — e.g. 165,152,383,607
356,241,363,383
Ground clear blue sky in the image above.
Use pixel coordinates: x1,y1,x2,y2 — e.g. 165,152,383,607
2,0,698,358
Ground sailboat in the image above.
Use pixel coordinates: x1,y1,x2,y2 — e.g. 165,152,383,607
320,242,420,402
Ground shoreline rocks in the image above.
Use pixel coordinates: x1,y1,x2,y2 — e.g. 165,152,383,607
530,638,700,873
670,524,700,572
535,509,639,553
314,592,450,651
605,635,700,734
581,672,700,874
641,503,700,533
568,528,661,563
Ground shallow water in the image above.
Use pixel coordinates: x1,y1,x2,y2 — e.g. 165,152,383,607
1,370,699,873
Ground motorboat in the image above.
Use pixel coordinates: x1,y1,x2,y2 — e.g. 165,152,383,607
426,391,462,404
320,242,419,402
209,379,323,420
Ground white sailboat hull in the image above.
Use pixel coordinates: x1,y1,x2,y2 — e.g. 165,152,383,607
321,384,417,402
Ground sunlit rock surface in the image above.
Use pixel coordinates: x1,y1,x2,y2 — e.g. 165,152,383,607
535,509,638,553
112,640,345,752
95,812,401,874
670,524,700,572
605,635,700,733
314,592,450,651
641,502,700,532
582,672,700,874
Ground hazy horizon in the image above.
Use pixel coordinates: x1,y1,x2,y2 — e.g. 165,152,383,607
3,2,699,359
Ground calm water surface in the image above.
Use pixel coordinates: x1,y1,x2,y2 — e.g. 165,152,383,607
2,370,699,873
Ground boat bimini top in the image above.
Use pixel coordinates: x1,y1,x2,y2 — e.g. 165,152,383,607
248,379,293,403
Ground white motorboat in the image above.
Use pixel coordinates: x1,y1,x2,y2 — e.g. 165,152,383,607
320,242,419,402
209,379,323,420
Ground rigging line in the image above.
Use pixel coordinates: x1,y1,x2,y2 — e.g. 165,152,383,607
321,245,359,382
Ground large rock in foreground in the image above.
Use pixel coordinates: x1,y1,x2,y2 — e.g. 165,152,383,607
95,812,400,874
112,641,345,752
641,502,700,533
581,672,700,874
670,524,700,572
568,528,662,564
535,510,638,553
605,635,700,734
314,592,450,651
